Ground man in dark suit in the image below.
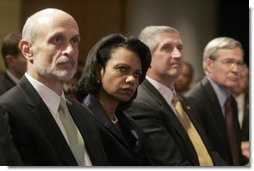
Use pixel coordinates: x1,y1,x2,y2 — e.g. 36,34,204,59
124,26,226,166
185,37,248,165
0,106,23,165
0,32,26,96
0,8,108,166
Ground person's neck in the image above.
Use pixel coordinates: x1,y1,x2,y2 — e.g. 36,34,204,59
27,71,64,96
96,91,119,120
146,73,175,89
7,68,23,79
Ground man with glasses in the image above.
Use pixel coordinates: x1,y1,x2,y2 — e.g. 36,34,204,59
185,37,248,166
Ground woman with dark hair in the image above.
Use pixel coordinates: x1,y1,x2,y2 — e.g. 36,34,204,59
74,33,152,166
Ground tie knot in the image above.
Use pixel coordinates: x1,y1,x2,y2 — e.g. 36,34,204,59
225,96,231,108
172,93,179,106
59,97,68,113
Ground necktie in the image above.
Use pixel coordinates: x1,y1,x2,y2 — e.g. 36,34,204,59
225,97,239,165
172,94,213,166
59,97,85,166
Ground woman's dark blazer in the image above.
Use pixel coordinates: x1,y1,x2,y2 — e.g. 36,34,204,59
83,94,152,166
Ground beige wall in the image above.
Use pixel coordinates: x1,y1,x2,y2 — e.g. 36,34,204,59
0,0,21,71
0,0,218,81
129,0,218,81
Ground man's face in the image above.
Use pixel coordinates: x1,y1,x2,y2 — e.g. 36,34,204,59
31,14,80,82
207,47,244,89
149,32,184,84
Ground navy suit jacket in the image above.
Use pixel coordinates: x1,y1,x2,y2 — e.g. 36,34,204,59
185,77,247,165
0,76,109,166
83,94,152,166
124,79,227,166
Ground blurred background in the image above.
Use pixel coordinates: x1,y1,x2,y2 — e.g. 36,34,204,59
0,0,248,82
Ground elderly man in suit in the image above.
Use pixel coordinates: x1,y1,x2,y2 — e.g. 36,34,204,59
0,8,109,166
185,37,248,165
124,26,226,166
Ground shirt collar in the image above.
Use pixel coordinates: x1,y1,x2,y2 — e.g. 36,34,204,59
146,76,174,105
25,73,64,116
207,76,228,108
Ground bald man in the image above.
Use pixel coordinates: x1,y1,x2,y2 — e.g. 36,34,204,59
0,8,109,166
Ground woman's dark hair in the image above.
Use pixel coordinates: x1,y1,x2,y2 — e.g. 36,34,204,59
74,33,151,101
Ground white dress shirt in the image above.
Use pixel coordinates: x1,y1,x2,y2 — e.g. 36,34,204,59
146,76,177,114
25,73,92,166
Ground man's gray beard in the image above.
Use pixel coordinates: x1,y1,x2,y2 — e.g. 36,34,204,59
35,64,76,82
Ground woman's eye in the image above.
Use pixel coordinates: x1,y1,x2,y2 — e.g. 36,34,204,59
134,72,142,78
118,66,127,73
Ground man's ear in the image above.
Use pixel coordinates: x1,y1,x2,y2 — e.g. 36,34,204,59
19,40,33,60
5,55,15,67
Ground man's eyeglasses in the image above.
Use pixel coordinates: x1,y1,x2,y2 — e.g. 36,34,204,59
213,58,245,69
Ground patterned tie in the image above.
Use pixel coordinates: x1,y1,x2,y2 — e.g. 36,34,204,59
172,94,213,166
224,97,239,165
59,97,85,166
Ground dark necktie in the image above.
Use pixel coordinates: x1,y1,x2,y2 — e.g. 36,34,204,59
172,94,213,166
225,97,239,165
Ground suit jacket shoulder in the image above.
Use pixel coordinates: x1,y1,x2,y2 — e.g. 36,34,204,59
0,106,23,166
0,73,16,96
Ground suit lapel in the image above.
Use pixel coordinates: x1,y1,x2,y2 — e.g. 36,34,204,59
19,77,77,165
200,78,230,147
83,94,137,151
142,79,199,164
143,80,192,135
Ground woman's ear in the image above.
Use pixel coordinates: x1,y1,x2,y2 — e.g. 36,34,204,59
19,40,33,60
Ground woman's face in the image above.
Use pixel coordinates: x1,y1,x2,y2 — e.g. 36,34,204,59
99,47,142,103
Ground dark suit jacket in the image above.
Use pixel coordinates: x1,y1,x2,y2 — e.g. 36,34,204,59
185,77,246,165
124,79,227,166
0,106,23,166
241,94,249,141
0,72,16,96
0,76,109,166
83,94,152,166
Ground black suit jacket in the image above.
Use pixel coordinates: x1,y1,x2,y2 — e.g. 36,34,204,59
0,76,109,166
0,72,16,96
124,79,226,166
83,94,152,166
0,106,23,166
185,77,246,165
